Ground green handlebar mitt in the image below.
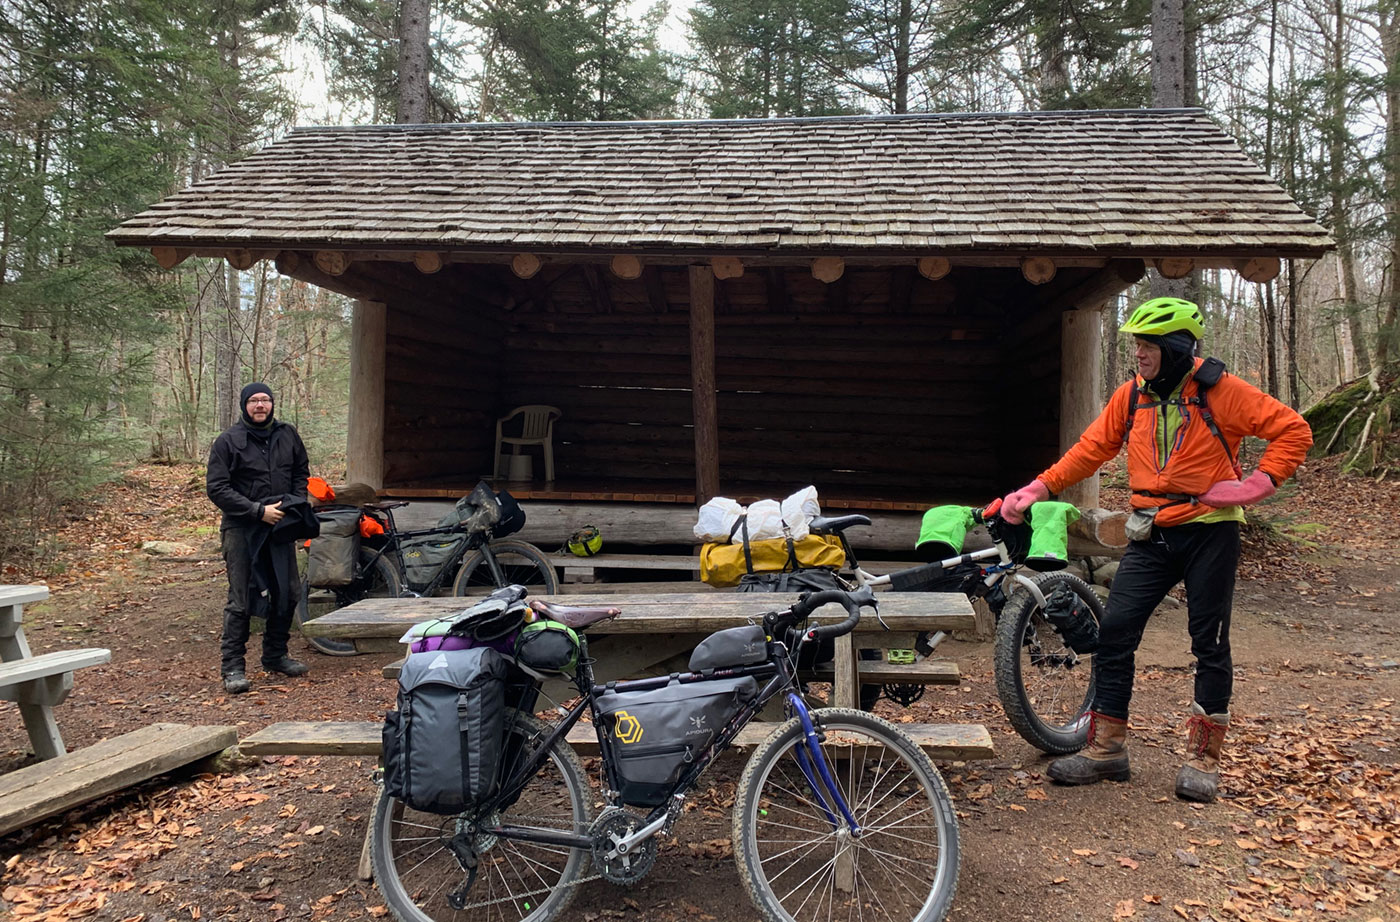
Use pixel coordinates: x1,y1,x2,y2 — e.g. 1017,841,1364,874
1025,501,1081,571
916,505,977,560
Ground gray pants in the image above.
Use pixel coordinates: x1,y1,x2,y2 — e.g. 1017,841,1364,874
220,528,295,674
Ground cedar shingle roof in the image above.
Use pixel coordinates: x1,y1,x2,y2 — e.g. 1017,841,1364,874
107,109,1333,258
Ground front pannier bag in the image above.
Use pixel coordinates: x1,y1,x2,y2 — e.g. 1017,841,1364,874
382,646,509,815
596,676,758,807
306,506,362,587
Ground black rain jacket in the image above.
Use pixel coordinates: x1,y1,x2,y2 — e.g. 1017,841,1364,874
206,420,310,532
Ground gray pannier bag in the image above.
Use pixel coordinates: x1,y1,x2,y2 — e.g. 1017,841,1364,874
596,675,759,807
400,534,464,589
306,506,361,587
381,646,509,815
688,624,767,671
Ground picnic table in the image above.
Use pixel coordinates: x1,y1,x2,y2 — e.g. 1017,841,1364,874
0,585,110,760
300,591,977,711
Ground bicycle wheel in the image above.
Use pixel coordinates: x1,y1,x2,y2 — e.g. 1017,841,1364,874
733,707,960,922
372,709,592,922
451,539,560,596
295,548,401,656
993,571,1103,754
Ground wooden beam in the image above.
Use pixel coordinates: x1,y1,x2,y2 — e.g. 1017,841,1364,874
1020,256,1057,285
1234,256,1280,283
348,299,386,489
711,256,744,280
150,246,190,270
315,250,351,276
765,266,788,310
224,249,256,270
643,265,670,313
274,251,397,303
1043,259,1147,312
610,254,642,280
1059,308,1102,509
811,257,845,283
511,253,542,279
413,251,443,274
583,265,615,313
917,256,951,281
689,266,719,504
1153,257,1194,279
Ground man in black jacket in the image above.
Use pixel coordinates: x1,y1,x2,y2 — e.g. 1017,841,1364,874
206,382,312,694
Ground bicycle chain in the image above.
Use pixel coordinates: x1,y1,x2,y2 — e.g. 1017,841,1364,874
440,814,603,912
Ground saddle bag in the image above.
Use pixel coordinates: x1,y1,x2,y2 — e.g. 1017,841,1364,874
382,646,509,815
597,676,759,807
306,506,362,587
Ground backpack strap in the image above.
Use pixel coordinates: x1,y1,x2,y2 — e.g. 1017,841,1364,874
1124,357,1241,480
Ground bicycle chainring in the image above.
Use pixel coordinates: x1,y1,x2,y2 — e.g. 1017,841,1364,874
881,683,926,707
590,807,656,886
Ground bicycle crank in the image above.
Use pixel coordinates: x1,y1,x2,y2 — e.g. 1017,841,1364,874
590,807,657,886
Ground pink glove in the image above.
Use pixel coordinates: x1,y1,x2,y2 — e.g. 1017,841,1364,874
1198,470,1277,507
1001,480,1050,524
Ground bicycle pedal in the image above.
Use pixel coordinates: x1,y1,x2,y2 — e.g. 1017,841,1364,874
886,649,916,666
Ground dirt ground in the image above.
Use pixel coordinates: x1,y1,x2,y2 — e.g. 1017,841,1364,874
0,458,1397,922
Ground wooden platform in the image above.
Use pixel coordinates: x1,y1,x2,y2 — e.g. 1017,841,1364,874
0,723,238,837
240,719,994,762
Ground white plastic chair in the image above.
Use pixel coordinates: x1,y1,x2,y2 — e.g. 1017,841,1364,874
493,405,561,482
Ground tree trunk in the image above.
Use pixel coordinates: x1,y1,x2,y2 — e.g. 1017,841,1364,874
1380,2,1400,369
1152,0,1186,108
1103,298,1121,397
397,0,431,123
214,262,238,429
894,0,912,113
1331,0,1370,380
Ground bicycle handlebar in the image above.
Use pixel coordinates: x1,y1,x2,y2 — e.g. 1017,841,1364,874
789,585,878,644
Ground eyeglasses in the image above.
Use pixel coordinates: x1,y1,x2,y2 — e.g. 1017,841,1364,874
247,398,273,406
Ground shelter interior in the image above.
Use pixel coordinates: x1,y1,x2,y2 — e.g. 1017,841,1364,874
357,255,1127,510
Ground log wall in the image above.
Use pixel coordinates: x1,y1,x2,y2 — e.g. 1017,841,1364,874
452,262,1068,503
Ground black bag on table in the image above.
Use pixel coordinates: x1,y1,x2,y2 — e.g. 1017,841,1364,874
597,676,758,807
382,646,508,815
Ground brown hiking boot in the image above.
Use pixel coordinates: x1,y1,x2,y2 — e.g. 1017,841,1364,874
1047,711,1131,784
1175,703,1229,802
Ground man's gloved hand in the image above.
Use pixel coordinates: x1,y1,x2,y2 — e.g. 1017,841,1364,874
1000,480,1050,524
1198,470,1277,507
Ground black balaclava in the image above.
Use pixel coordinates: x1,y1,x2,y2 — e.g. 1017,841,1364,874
239,382,275,431
1139,331,1197,396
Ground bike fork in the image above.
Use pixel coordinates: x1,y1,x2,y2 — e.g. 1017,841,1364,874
786,692,861,835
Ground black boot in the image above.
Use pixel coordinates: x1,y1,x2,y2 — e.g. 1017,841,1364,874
263,656,309,677
223,672,251,694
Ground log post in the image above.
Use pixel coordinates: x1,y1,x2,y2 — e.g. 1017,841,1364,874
1234,256,1280,284
1153,257,1194,279
811,257,845,283
1059,308,1102,510
711,256,744,280
511,253,542,279
150,246,190,270
1021,256,1057,285
610,254,642,279
689,266,719,504
348,300,387,490
917,256,951,281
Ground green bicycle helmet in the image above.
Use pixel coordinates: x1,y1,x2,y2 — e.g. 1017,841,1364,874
1121,297,1206,341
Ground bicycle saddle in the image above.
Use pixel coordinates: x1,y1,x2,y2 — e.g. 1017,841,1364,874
528,599,621,630
808,514,872,535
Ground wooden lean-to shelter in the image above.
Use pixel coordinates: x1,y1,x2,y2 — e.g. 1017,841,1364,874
108,109,1332,551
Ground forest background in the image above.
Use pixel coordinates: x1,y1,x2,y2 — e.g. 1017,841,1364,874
2,0,1399,571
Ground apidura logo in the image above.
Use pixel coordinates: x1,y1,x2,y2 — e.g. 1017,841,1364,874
613,710,643,744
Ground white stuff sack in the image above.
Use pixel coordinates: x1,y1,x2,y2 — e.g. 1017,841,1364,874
780,486,821,541
694,497,745,542
744,500,786,540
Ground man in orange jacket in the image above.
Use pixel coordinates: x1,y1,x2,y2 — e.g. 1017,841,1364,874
1001,297,1311,802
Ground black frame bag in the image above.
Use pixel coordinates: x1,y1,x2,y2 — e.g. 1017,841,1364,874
382,646,509,815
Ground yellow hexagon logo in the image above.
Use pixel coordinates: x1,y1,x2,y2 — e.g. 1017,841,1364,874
613,710,643,745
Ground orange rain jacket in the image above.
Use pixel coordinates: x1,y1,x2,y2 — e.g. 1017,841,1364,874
1038,359,1313,528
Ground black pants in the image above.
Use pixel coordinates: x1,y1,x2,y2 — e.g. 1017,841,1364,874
1092,520,1239,720
220,528,295,674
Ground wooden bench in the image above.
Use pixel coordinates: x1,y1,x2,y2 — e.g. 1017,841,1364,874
240,719,995,762
0,586,112,760
0,723,238,837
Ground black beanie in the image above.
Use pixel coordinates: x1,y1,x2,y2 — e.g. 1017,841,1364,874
239,382,274,428
1139,332,1197,396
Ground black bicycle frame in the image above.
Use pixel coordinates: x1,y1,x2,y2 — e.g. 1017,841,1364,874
360,505,487,596
481,634,863,851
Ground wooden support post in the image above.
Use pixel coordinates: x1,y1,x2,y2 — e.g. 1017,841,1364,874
689,266,719,504
1059,309,1102,510
348,300,386,490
